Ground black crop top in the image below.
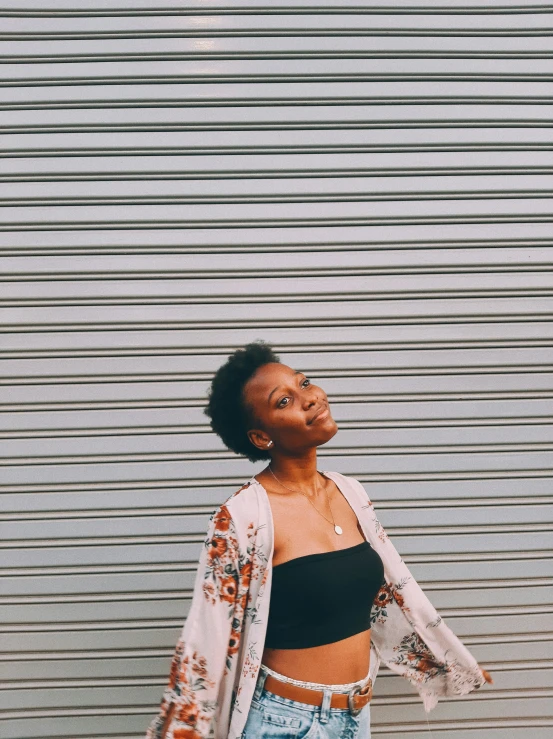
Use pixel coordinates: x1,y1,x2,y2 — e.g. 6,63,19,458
264,540,385,649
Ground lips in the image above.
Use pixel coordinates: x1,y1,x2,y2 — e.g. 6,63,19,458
308,405,329,424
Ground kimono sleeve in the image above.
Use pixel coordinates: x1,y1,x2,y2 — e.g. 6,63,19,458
145,503,242,739
358,484,486,712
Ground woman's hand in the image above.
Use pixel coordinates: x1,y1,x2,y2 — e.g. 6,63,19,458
479,666,493,684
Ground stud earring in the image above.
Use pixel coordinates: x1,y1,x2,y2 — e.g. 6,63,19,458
267,441,274,447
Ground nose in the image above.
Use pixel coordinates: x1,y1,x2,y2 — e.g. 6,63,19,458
303,388,320,409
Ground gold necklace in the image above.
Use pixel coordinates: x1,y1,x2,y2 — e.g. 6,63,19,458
267,465,343,535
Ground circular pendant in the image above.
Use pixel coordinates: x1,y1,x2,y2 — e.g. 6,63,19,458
334,525,343,535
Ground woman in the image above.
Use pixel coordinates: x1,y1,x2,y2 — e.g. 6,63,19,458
146,341,492,739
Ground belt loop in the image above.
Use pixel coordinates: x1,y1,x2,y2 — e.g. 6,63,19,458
253,665,268,701
319,687,332,724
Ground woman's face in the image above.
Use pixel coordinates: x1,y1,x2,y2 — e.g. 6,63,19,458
243,362,338,456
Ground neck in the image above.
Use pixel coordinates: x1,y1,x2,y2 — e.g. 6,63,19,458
266,451,324,494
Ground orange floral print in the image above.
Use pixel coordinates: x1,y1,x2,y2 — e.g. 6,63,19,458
167,640,184,690
202,580,216,603
238,589,249,612
371,577,410,625
147,641,217,739
212,505,232,532
220,576,238,604
202,504,240,618
208,536,228,558
393,590,405,609
371,580,393,624
177,702,199,725
227,629,241,659
173,727,202,739
240,561,252,588
392,632,449,684
391,577,411,615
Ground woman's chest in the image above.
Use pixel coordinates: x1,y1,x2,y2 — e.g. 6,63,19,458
268,489,367,567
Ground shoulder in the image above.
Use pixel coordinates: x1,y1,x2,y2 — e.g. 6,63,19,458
216,478,261,526
203,480,262,555
324,469,368,494
324,470,375,507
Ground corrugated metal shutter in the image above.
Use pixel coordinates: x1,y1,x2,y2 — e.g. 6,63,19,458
1,1,552,737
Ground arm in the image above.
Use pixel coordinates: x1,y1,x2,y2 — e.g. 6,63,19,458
358,483,488,711
145,503,243,739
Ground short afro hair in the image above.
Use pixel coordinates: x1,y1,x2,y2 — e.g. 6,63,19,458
204,340,281,463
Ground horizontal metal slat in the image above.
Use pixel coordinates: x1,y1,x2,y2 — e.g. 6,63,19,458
2,1,553,15
1,229,553,258
5,197,553,232
4,58,553,85
3,130,553,164
3,150,553,178
1,1,552,12
2,11,553,34
8,266,553,294
2,244,550,269
3,176,553,206
2,81,553,110
1,312,553,342
3,36,553,64
2,104,553,135
3,318,553,349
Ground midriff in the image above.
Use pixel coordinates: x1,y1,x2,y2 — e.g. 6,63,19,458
261,627,371,684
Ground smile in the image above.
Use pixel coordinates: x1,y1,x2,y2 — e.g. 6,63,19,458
309,406,330,424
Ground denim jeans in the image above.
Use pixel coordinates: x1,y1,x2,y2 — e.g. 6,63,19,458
240,663,371,739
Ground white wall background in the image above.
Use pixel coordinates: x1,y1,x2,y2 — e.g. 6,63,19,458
1,2,552,738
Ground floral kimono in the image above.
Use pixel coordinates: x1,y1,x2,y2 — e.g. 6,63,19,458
145,470,485,739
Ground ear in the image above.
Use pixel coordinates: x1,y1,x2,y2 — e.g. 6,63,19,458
247,428,271,452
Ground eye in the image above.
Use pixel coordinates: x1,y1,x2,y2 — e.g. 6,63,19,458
277,377,311,408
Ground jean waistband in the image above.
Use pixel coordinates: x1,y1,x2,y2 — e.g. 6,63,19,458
259,662,371,693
